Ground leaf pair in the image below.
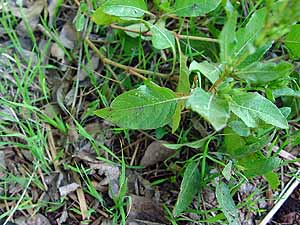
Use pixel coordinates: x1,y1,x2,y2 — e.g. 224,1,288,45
219,7,294,86
174,162,241,224
95,83,288,132
219,8,267,65
186,88,288,131
92,0,175,51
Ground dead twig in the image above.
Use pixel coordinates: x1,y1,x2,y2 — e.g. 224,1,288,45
85,38,172,79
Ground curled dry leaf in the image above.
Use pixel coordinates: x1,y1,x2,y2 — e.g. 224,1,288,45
0,151,5,178
77,54,100,81
42,103,60,119
50,43,65,65
14,214,51,225
59,23,78,49
6,0,46,36
56,82,70,112
38,38,52,68
64,88,75,107
0,105,14,121
140,141,175,167
84,121,113,146
90,162,120,199
57,208,68,224
100,219,112,225
59,183,80,197
18,48,38,65
127,195,168,224
47,0,59,26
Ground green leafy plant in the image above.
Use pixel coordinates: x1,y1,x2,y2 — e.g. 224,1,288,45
92,0,300,223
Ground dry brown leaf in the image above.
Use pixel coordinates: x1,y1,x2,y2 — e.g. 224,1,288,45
127,195,168,224
6,0,46,36
59,23,78,49
38,38,51,68
140,141,175,168
57,207,68,224
100,219,112,225
14,214,51,225
90,162,120,199
16,16,40,37
47,0,59,26
0,151,6,178
18,48,38,65
50,43,65,63
64,88,75,107
67,120,79,143
56,82,69,112
0,105,14,121
77,54,100,81
59,182,80,197
5,1,44,18
84,122,112,146
73,172,88,220
42,104,60,119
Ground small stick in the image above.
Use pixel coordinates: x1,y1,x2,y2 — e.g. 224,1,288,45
73,172,88,220
110,24,219,43
85,38,172,79
259,173,300,225
259,145,300,225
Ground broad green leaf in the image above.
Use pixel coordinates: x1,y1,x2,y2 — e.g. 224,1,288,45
225,131,270,158
75,14,86,32
238,155,281,177
173,161,201,216
265,171,280,190
103,0,147,18
177,54,190,95
124,23,151,39
153,0,172,13
189,60,222,83
237,42,272,69
229,92,288,129
219,11,237,64
146,21,175,50
163,136,211,150
222,161,233,181
216,182,241,225
285,24,300,59
172,52,190,132
228,120,250,137
273,87,300,98
286,130,300,147
95,82,178,130
172,103,184,133
268,0,300,41
280,107,291,118
174,0,221,17
233,8,267,58
236,61,293,85
92,7,121,25
187,88,230,131
92,0,147,25
224,127,246,157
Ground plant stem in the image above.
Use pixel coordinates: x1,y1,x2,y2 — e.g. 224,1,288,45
110,24,219,43
85,38,172,79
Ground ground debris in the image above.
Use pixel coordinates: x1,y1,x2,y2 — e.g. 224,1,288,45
127,195,169,225
59,182,80,197
14,214,50,225
89,162,120,199
140,141,175,168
